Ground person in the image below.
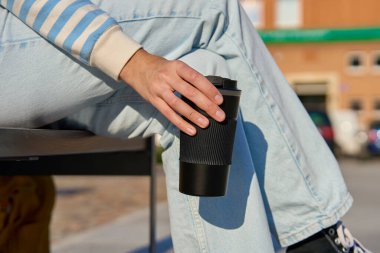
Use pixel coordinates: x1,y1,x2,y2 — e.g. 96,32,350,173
0,0,372,252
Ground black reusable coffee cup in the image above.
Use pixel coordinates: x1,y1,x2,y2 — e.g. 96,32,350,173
179,76,241,196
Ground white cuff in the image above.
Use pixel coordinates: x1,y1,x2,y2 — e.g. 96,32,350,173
89,25,142,80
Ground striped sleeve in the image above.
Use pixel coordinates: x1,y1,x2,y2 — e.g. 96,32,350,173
0,0,142,80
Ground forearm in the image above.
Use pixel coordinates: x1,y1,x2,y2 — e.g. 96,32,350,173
0,0,225,135
0,0,142,80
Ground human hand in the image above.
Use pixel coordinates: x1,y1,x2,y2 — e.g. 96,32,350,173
119,49,225,136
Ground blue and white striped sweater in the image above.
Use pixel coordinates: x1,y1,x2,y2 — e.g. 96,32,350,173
0,0,142,80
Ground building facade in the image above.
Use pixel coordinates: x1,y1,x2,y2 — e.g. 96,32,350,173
241,0,380,129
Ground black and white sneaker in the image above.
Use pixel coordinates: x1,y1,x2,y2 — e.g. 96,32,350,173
286,221,372,253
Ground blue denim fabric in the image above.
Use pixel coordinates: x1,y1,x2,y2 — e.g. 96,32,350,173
0,0,353,252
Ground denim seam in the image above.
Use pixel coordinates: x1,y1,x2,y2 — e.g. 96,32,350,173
278,193,353,246
221,29,326,214
116,15,201,24
0,37,42,47
187,196,209,253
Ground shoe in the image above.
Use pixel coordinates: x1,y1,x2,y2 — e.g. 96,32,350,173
286,221,372,253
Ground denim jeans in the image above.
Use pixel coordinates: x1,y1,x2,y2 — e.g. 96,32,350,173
0,0,353,252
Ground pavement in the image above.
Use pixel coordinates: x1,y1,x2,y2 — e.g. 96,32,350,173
52,158,380,253
52,202,173,253
340,157,380,252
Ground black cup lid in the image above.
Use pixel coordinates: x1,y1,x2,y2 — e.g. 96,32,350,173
206,76,237,90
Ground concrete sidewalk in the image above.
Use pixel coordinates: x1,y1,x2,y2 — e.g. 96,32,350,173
52,202,173,253
52,158,380,253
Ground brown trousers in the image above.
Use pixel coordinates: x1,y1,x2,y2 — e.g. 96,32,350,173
0,177,55,253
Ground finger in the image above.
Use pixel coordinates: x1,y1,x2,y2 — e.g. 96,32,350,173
153,98,197,136
161,90,209,128
175,61,223,105
170,79,225,122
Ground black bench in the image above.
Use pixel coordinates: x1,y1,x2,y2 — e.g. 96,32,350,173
0,127,157,253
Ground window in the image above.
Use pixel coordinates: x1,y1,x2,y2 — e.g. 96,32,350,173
349,55,362,68
372,52,380,73
346,52,366,74
374,55,380,67
350,99,363,111
240,0,264,28
275,0,302,28
374,100,380,111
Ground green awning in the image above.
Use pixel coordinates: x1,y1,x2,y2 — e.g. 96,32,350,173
259,27,380,44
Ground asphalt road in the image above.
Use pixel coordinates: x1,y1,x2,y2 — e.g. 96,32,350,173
340,157,380,252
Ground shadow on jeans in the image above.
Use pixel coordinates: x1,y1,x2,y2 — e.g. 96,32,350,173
197,122,266,230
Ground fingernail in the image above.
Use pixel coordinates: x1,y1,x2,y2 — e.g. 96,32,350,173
216,110,225,121
187,127,196,135
215,94,223,104
197,117,209,127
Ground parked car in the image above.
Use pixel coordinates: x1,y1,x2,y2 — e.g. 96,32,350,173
367,120,380,155
329,110,368,157
308,110,335,153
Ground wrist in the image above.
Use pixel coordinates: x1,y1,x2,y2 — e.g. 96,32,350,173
90,26,142,80
119,49,165,86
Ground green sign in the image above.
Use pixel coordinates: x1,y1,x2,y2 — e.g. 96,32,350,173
259,27,380,44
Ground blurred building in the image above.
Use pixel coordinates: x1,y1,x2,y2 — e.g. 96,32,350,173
241,0,380,130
